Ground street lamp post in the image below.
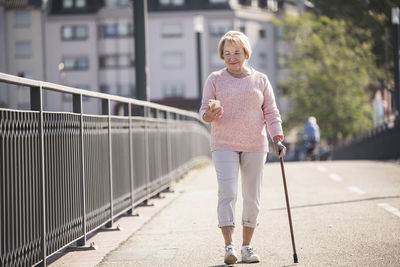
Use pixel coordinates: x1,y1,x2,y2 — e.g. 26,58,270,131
133,0,149,102
392,7,400,117
194,16,204,109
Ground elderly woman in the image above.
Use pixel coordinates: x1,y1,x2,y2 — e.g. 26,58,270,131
199,31,286,265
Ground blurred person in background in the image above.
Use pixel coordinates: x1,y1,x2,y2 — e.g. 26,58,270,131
199,31,286,265
303,116,320,161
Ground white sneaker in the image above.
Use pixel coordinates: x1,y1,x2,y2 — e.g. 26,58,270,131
224,245,238,265
241,245,260,263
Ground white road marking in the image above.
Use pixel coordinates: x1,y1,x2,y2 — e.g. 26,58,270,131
347,186,365,195
329,173,343,182
316,165,328,173
377,203,400,218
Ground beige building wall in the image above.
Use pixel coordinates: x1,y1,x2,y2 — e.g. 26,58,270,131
44,1,298,113
6,9,44,79
0,7,8,107
46,14,99,113
148,11,205,100
97,7,135,98
2,8,45,108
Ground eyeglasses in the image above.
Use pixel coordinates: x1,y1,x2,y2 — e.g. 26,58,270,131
223,52,244,59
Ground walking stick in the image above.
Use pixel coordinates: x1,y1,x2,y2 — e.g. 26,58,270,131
279,157,298,263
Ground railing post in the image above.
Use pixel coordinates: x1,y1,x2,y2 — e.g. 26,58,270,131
127,103,135,213
73,94,87,246
102,99,113,228
156,110,162,186
166,112,173,186
31,85,47,267
144,106,150,200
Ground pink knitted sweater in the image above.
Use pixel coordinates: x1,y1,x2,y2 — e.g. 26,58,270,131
199,68,283,152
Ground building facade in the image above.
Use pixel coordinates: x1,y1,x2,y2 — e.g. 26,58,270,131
1,0,303,112
0,0,45,109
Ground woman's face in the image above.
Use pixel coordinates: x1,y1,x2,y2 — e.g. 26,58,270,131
223,42,248,73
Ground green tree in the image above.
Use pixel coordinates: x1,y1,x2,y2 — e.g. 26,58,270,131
279,14,374,145
309,0,400,85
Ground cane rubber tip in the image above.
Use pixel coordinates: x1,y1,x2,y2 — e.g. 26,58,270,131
294,253,298,263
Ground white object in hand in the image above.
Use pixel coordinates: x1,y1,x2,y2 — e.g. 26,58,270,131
208,99,221,108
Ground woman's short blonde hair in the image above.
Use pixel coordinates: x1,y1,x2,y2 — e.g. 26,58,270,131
218,31,252,60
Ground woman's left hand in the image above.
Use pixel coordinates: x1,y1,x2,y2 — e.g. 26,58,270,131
273,135,286,158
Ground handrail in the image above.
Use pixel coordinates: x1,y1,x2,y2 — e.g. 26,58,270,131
0,72,200,118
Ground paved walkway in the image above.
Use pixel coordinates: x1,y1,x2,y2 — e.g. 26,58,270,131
52,161,400,267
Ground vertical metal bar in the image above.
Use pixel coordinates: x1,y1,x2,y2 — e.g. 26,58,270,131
102,99,113,228
31,85,46,267
144,106,150,199
196,31,203,109
103,99,114,228
166,112,172,186
73,94,86,246
156,110,161,186
127,103,135,213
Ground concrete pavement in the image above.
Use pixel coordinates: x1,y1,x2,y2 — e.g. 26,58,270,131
51,160,400,267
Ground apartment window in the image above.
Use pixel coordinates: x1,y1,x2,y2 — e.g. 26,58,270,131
62,26,73,39
100,24,133,38
210,0,228,3
63,0,86,8
14,11,30,27
209,20,232,37
119,84,135,96
63,0,73,8
160,0,185,6
258,53,267,69
105,0,117,7
99,54,134,69
267,0,278,11
161,23,183,38
100,55,117,68
105,0,130,7
63,57,89,70
162,52,184,68
15,41,32,58
258,0,267,8
76,0,86,8
17,72,33,78
62,25,88,40
259,29,266,38
162,82,185,97
117,24,129,36
211,52,224,68
100,84,134,96
104,25,117,37
119,0,130,6
239,0,252,6
100,84,113,94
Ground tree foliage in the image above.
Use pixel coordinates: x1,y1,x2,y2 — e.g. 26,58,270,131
310,0,400,84
279,14,375,144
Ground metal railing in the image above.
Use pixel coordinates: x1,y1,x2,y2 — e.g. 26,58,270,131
0,73,211,267
330,119,400,160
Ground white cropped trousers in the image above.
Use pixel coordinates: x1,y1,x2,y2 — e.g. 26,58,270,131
212,150,267,228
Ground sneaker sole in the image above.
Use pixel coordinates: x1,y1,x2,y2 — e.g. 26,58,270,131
242,258,260,263
224,255,238,265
